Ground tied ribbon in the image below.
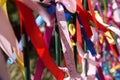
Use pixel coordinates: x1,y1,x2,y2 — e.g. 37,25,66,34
14,0,65,80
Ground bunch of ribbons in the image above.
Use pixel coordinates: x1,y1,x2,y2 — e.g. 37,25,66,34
0,0,120,80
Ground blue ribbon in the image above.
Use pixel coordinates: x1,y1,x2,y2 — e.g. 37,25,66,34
77,14,96,56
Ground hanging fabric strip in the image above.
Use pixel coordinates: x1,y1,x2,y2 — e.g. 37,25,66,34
76,0,92,39
77,15,96,56
34,14,55,80
76,0,108,33
76,17,82,63
0,6,23,61
56,2,83,79
34,5,56,79
14,1,65,79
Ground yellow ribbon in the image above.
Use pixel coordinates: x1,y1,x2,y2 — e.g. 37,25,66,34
110,64,120,73
16,57,25,79
104,31,116,44
68,23,76,36
0,0,8,16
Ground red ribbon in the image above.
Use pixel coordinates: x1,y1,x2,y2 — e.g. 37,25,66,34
76,0,108,37
76,0,92,39
14,0,64,79
34,15,55,80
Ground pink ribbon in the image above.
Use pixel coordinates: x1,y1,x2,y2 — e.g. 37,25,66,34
55,2,85,79
0,7,22,61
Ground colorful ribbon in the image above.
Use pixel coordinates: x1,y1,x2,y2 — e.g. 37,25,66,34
34,14,55,80
14,1,65,80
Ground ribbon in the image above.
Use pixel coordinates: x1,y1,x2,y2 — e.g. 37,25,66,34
77,14,96,56
56,3,82,79
0,6,23,62
0,3,24,78
76,0,93,39
77,0,108,34
95,10,120,37
34,14,55,80
14,1,65,80
34,1,76,79
80,0,120,62
87,0,97,29
34,4,57,80
40,0,83,79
